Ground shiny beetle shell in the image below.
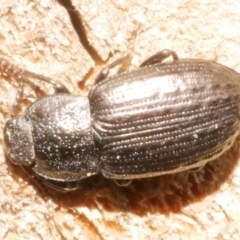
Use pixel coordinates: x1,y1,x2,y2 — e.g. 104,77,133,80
90,59,240,179
3,52,240,191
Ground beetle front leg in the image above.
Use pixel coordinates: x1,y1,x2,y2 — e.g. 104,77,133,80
139,49,179,67
39,179,80,192
20,166,79,192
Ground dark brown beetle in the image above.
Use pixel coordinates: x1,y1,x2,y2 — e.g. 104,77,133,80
3,49,240,191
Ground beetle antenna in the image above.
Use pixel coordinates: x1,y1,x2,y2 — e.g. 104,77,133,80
0,57,70,118
0,57,25,118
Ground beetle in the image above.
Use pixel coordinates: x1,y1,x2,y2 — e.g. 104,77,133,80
2,49,240,192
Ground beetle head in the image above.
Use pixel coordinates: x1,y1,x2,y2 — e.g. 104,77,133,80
4,115,35,165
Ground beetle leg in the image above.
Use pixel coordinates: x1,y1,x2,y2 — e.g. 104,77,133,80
95,55,130,84
21,166,79,192
188,164,206,173
39,179,80,192
24,70,70,94
139,49,179,67
114,179,132,187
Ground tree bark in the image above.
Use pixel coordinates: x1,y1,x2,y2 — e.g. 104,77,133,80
0,0,240,239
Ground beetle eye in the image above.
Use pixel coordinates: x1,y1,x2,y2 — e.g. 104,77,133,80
3,116,35,165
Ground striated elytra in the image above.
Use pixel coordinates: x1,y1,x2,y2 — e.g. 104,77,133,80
3,49,240,191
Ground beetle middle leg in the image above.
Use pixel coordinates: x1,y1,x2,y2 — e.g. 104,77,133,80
95,55,130,83
139,49,179,67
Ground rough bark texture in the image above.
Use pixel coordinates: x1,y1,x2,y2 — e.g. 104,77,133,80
0,0,240,239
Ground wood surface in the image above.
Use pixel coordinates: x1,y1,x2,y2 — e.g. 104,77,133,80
0,0,240,239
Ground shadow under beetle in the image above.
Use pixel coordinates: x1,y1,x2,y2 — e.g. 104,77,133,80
3,49,240,192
